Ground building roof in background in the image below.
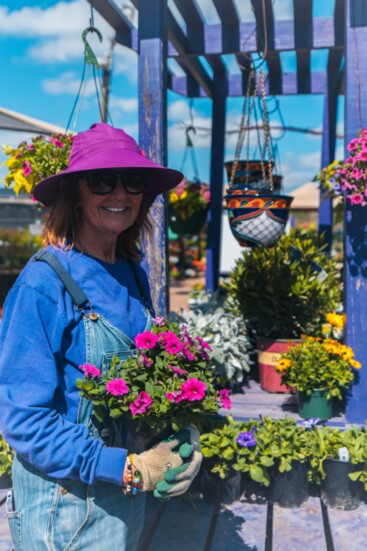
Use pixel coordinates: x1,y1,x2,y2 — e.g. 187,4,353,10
290,182,320,210
0,107,66,135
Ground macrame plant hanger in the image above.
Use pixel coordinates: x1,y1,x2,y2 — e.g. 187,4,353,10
66,2,113,133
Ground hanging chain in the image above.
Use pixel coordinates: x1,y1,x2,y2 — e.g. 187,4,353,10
230,69,255,187
259,67,274,191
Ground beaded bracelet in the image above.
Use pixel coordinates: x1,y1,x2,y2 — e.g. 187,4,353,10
123,456,142,497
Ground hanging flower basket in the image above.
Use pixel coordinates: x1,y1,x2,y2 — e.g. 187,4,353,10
225,192,293,249
168,208,208,235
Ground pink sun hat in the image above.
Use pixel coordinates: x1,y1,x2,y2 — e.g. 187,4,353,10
32,122,183,206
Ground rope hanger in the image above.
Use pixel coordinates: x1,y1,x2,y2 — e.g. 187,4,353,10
65,2,113,132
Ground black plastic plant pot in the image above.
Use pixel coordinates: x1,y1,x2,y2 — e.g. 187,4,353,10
321,459,364,510
200,460,243,506
269,461,309,508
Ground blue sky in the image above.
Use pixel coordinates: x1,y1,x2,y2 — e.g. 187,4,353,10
0,0,344,194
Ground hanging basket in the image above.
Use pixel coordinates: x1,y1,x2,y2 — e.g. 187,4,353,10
168,208,208,235
225,159,275,189
225,192,293,249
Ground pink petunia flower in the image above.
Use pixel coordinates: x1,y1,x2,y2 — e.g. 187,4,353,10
347,193,364,205
181,378,206,401
106,378,129,396
139,354,153,367
152,316,165,327
79,363,101,378
182,347,195,361
27,145,35,151
195,336,212,351
165,341,184,354
49,137,64,148
168,364,188,376
22,161,32,177
218,389,232,410
135,331,159,349
166,390,184,403
129,391,153,415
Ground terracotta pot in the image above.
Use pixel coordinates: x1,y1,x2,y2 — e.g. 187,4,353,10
256,336,300,393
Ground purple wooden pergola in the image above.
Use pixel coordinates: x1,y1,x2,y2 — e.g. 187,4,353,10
88,0,367,424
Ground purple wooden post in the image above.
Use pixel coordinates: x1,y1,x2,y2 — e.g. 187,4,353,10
318,60,340,253
137,0,169,316
345,0,367,423
205,68,227,291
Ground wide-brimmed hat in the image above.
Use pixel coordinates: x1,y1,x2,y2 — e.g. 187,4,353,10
32,122,183,206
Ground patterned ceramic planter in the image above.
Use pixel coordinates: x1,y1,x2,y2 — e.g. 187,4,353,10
225,193,293,249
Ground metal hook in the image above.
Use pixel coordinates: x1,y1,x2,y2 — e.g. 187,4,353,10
82,26,103,66
185,125,196,147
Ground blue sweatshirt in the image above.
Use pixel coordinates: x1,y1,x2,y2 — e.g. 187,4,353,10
0,246,152,486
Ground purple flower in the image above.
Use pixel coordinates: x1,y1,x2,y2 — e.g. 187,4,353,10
22,161,32,177
301,418,321,430
236,431,257,448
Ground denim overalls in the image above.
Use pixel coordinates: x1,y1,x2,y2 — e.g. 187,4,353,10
7,252,153,551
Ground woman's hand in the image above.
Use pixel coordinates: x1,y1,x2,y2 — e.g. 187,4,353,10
130,426,202,495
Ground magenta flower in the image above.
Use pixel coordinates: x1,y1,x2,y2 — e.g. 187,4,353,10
195,336,212,351
49,137,64,148
180,325,194,345
139,354,153,367
218,389,232,410
182,347,195,361
347,193,364,205
152,316,165,327
129,391,153,415
181,378,206,401
165,341,184,354
168,364,188,376
106,378,129,396
22,161,32,177
27,144,35,151
79,363,101,378
166,390,184,403
135,331,159,349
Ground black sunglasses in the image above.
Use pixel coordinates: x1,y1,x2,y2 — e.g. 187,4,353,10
84,170,148,195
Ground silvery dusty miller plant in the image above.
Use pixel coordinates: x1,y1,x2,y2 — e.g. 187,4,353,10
171,290,251,386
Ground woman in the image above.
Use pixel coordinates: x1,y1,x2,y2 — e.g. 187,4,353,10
0,123,202,551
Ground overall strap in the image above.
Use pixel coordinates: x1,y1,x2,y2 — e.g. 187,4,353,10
33,250,90,309
128,258,155,316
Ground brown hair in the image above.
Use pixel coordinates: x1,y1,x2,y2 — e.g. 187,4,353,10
42,178,153,259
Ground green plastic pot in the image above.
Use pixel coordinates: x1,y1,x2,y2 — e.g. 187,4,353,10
297,389,333,421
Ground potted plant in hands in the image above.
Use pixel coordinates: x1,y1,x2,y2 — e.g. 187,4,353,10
167,178,210,235
76,318,231,453
225,228,341,392
276,337,361,421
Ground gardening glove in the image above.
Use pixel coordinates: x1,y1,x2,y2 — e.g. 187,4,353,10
153,425,202,499
131,428,193,492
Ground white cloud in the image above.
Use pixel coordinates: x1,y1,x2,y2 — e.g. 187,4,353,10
42,71,97,96
113,45,138,81
109,96,138,112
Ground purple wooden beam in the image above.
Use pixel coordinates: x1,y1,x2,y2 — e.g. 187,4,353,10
296,50,311,94
212,0,240,53
170,70,330,97
318,52,343,254
344,0,367,423
137,0,169,317
293,0,313,49
206,69,227,291
173,0,205,53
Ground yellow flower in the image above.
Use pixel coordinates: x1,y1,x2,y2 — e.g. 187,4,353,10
350,360,362,369
276,359,291,371
325,312,344,329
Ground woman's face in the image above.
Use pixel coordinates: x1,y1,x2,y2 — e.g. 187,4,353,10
77,173,143,243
